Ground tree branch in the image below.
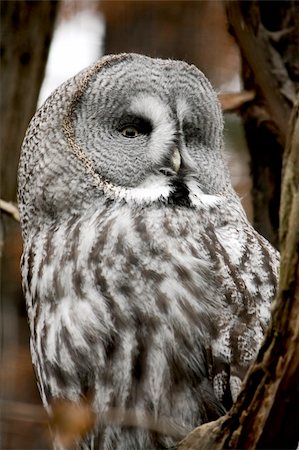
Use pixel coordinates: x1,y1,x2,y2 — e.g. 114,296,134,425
218,90,255,112
0,199,20,222
225,1,296,145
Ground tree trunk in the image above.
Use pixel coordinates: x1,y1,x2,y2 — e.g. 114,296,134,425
1,4,59,448
226,0,299,248
0,0,59,202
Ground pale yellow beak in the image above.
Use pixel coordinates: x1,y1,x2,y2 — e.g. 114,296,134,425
170,147,181,174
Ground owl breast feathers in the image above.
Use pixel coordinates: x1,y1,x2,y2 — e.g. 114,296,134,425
18,53,279,449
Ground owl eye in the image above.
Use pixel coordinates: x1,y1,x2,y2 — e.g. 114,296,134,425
120,126,140,138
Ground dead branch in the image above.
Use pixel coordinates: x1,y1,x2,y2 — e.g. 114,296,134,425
218,90,255,112
0,199,20,222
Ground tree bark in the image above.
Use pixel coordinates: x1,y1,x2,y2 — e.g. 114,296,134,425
226,0,299,248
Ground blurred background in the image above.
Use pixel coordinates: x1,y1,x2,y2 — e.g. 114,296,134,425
1,1,298,448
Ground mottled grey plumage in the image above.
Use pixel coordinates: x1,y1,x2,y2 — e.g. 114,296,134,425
18,53,279,449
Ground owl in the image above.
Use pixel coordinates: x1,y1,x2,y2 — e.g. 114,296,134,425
18,53,279,449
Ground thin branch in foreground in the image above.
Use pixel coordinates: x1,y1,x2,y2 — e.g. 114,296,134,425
50,399,187,449
0,199,20,222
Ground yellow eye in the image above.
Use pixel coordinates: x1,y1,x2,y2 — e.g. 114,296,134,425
121,126,139,138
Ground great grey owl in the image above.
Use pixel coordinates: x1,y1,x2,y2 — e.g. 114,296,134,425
18,53,279,449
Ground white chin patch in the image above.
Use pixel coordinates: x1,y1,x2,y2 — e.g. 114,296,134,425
121,174,172,204
118,174,224,209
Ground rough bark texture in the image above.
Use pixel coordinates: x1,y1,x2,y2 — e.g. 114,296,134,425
176,98,299,450
226,0,299,248
261,97,299,449
0,0,59,202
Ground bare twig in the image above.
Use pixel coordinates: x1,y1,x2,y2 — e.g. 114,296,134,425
0,199,20,222
50,399,187,446
218,90,255,112
100,407,187,440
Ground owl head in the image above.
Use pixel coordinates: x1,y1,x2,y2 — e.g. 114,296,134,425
18,53,232,238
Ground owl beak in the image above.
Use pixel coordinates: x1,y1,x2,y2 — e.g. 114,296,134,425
170,147,181,174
